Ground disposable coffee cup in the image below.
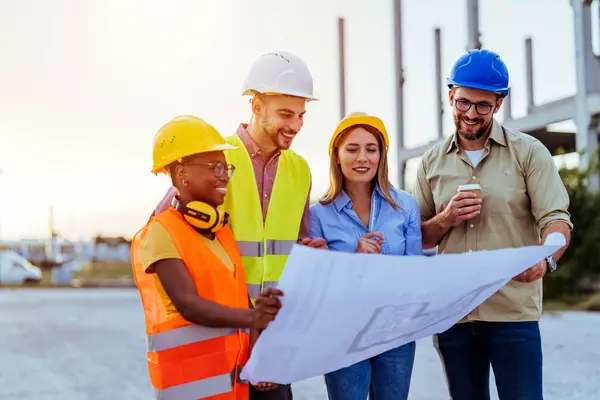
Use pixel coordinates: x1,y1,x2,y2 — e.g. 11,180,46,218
457,184,481,198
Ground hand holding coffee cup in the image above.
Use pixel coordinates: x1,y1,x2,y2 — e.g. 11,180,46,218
440,184,483,228
457,184,481,198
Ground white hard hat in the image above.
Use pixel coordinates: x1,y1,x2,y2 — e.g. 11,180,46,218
242,51,319,101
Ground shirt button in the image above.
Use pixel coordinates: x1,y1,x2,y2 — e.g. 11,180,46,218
470,224,474,228
264,193,268,198
472,176,476,180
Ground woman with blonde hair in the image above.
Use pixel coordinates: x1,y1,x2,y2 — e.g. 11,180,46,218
309,112,422,400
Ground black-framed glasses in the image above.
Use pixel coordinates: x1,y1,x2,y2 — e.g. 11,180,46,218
185,162,235,178
454,98,495,115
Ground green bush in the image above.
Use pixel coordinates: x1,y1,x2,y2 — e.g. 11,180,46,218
543,148,600,300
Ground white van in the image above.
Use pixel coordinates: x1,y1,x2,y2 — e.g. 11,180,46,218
0,250,43,285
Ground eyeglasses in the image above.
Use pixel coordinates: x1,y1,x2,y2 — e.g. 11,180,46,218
185,162,235,178
454,98,496,115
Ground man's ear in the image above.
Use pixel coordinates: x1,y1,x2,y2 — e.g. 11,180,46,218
448,89,455,106
251,95,265,116
493,97,504,114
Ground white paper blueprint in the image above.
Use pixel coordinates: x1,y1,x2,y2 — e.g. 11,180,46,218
240,233,566,385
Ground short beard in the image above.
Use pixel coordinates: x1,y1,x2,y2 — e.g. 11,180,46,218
260,114,278,144
260,114,296,149
460,128,486,141
455,115,491,141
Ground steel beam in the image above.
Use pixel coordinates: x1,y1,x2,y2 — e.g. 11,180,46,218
393,0,406,189
503,93,600,132
572,0,599,181
580,0,600,93
466,0,481,50
434,27,444,140
397,139,444,163
525,38,535,112
337,17,346,120
572,0,600,189
503,87,512,121
527,130,576,154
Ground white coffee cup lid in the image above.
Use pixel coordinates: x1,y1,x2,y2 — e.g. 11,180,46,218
458,184,481,191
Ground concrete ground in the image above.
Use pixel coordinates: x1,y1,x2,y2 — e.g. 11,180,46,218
1,288,598,399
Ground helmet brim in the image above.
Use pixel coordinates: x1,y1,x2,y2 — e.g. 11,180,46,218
329,115,389,155
447,80,509,97
208,143,238,151
151,143,238,175
242,88,319,102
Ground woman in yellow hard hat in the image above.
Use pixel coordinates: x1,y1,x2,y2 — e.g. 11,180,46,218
130,115,284,400
309,112,423,400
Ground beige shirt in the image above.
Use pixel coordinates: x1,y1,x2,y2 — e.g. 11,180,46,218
413,119,573,322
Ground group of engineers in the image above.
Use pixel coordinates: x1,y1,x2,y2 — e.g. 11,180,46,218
130,48,573,400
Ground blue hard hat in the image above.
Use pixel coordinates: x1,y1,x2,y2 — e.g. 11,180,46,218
447,49,509,97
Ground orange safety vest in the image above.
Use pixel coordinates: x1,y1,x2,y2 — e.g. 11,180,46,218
131,207,250,400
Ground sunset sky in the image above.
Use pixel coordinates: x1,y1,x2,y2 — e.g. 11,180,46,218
0,0,594,240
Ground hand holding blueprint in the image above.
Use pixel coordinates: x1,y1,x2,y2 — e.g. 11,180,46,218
240,233,566,385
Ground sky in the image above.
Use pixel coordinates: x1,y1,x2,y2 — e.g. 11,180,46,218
0,0,597,241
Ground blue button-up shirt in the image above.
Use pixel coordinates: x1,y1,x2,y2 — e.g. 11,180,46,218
309,186,423,256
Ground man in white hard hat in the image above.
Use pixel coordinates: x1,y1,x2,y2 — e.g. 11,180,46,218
153,51,327,400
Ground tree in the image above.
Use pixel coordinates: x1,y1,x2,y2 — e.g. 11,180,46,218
544,148,600,299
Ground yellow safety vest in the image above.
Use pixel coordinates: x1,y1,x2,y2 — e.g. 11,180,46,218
224,133,310,304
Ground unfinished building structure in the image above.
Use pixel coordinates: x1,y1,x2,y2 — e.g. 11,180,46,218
338,0,600,190
400,0,600,189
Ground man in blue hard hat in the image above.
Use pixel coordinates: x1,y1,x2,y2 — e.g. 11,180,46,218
413,49,573,399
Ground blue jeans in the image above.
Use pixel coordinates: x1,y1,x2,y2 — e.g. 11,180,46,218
434,321,543,400
324,341,415,400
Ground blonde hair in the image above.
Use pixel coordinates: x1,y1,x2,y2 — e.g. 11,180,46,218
319,124,400,210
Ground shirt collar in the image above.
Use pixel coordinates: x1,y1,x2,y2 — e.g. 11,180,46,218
332,184,384,213
236,123,282,159
445,118,507,154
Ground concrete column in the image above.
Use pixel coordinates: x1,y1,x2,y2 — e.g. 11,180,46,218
435,28,444,140
572,0,600,190
503,87,512,121
337,17,346,120
588,115,600,191
525,38,535,112
466,0,482,50
393,0,405,189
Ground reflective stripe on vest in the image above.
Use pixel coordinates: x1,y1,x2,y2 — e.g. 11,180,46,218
247,281,279,300
147,324,251,352
236,239,296,257
154,365,248,399
155,371,231,399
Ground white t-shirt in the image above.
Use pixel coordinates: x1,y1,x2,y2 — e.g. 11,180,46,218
465,149,485,168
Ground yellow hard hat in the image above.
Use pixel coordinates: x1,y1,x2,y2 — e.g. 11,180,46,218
328,112,390,156
151,115,237,174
